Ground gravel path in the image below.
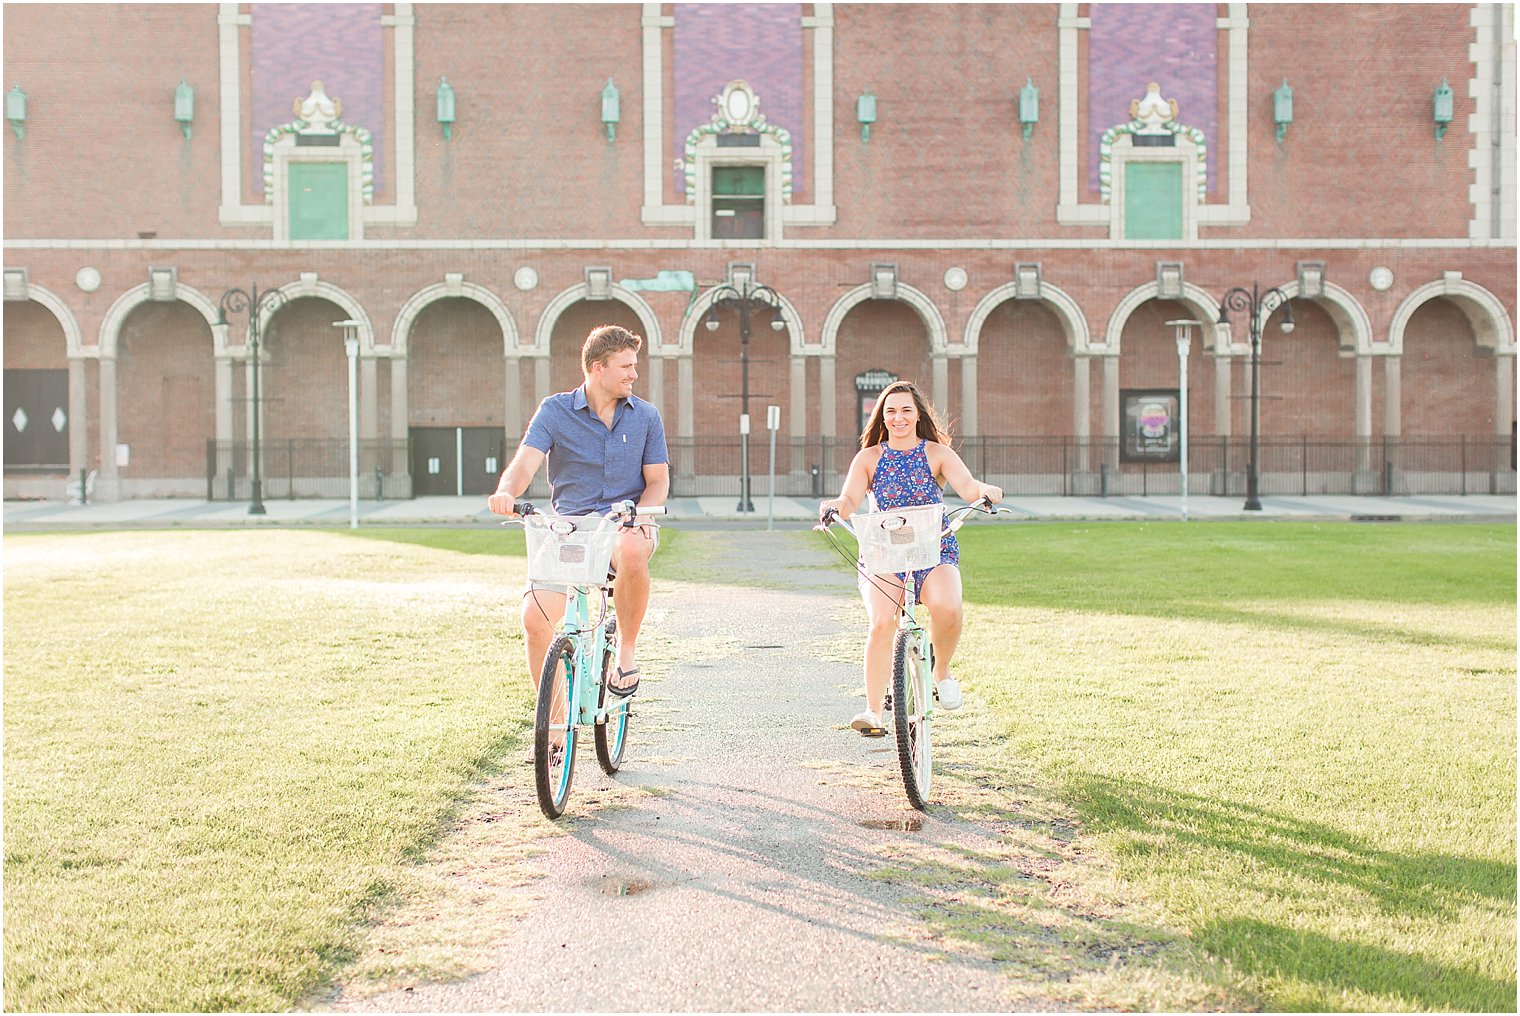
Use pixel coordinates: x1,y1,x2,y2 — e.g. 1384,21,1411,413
326,532,1049,1012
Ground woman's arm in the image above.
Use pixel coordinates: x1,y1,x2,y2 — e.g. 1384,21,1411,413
819,449,876,519
928,442,1003,505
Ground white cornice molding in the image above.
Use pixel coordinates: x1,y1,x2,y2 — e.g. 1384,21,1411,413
8,238,1515,252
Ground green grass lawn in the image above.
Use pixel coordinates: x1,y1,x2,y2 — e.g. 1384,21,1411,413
4,522,1514,1012
3,530,538,1011
951,521,1517,1012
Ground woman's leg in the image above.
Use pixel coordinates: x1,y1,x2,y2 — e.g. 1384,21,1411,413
860,572,905,715
918,564,963,683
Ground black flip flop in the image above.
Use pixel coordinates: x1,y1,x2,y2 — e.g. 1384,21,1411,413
608,666,641,697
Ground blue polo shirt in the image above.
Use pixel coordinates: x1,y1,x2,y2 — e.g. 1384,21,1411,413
522,387,669,516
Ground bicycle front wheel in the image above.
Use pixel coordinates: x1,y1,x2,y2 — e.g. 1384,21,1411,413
891,627,933,810
535,635,579,819
595,621,630,774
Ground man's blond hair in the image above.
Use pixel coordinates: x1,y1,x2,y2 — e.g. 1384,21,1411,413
582,325,643,374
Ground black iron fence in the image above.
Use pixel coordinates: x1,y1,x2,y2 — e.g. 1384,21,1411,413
206,435,1515,500
206,439,408,500
664,435,1516,499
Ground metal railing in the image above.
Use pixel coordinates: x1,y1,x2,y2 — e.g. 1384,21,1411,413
204,435,1515,500
206,439,408,500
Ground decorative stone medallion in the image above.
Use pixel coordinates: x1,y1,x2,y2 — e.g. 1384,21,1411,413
513,266,539,292
943,267,968,291
1369,266,1394,291
75,267,101,292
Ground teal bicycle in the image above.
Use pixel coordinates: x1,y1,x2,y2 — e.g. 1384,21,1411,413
817,497,1003,810
512,499,665,819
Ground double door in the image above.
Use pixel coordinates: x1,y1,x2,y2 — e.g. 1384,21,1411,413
410,426,503,496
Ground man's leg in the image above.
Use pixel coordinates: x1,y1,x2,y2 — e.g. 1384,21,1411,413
521,586,567,690
609,525,658,676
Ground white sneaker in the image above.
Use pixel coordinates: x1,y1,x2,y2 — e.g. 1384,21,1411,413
850,709,885,735
935,677,963,710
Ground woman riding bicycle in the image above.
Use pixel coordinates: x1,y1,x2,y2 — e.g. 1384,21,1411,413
818,380,1003,735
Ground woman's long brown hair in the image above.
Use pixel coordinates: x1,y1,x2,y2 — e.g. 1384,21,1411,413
859,380,951,449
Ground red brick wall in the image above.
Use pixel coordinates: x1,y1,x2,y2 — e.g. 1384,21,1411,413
259,296,350,444
406,297,503,427
834,300,933,439
1402,297,1497,436
2,4,224,239
2,302,68,366
976,299,1072,437
116,301,215,476
1236,4,1480,239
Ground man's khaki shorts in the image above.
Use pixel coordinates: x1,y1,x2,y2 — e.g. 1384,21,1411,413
521,523,661,597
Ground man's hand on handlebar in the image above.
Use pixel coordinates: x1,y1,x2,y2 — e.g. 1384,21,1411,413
488,492,519,517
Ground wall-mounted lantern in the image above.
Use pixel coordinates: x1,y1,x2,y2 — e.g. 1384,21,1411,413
1432,77,1453,139
436,77,456,140
857,91,877,141
174,79,195,139
1273,79,1292,142
6,86,27,139
1018,77,1039,139
601,77,620,142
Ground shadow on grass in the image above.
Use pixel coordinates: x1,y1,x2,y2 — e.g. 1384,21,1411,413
1070,775,1516,1010
340,527,528,558
1198,916,1516,1012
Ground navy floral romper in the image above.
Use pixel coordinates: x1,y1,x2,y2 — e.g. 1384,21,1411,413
865,439,959,591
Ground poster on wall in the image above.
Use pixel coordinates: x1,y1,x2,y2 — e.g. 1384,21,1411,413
1120,389,1181,463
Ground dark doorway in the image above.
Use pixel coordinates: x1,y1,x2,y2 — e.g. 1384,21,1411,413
4,369,69,467
410,426,503,496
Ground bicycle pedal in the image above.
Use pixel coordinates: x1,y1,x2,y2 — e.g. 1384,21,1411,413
860,725,887,738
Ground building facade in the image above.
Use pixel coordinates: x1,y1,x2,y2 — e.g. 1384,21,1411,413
4,3,1516,502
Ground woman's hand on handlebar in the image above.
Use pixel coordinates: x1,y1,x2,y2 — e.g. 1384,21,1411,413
975,485,1004,508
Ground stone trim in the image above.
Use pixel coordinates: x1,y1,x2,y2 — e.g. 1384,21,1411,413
962,281,1091,355
1468,3,1516,240
1388,273,1515,355
532,283,663,356
389,280,521,358
819,281,948,356
98,282,223,360
217,3,418,234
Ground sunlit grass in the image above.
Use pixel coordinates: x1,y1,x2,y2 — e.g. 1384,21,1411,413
4,531,534,1011
946,521,1517,1012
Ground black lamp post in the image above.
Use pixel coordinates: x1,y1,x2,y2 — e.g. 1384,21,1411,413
703,279,786,512
217,284,288,515
1216,283,1295,511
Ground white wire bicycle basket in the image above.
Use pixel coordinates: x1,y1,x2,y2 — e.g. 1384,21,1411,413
852,503,945,575
522,515,620,586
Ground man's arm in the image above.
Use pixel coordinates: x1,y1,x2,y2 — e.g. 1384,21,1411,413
487,444,547,515
638,461,670,510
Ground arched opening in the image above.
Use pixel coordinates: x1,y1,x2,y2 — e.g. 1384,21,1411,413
1402,297,1495,437
116,301,215,486
3,301,74,486
836,301,932,451
407,297,506,497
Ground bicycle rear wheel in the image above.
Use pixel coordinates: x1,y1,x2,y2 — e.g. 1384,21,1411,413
891,626,933,810
595,619,629,774
535,635,578,819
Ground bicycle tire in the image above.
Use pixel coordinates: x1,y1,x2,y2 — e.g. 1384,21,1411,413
535,635,578,819
892,626,933,810
594,619,629,774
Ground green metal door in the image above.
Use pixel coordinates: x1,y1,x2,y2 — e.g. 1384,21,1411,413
288,162,349,240
1124,162,1183,240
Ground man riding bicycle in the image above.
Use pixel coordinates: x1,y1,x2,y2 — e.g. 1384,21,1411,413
488,325,670,721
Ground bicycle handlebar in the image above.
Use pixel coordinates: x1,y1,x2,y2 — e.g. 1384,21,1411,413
505,501,667,524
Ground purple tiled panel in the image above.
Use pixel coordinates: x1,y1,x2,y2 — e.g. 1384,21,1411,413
674,4,804,200
252,5,385,196
1089,4,1217,193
